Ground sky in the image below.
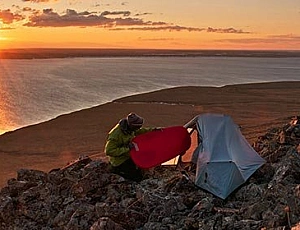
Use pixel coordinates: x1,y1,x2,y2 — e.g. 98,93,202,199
0,0,300,50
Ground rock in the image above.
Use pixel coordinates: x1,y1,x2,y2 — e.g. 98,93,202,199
1,116,300,230
90,217,125,230
0,196,14,225
17,169,47,183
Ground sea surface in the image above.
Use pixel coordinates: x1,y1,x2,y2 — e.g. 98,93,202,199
1,56,300,134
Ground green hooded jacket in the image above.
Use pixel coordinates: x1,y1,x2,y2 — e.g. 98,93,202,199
105,119,153,167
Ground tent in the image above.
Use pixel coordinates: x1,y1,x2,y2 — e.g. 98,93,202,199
181,113,266,199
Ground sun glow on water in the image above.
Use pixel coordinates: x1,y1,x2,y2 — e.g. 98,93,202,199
0,60,18,135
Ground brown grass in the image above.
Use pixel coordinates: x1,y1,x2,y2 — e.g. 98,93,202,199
0,81,299,188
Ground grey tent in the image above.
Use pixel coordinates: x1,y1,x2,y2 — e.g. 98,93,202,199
183,113,266,199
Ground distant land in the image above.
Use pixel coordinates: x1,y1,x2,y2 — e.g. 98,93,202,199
1,48,300,59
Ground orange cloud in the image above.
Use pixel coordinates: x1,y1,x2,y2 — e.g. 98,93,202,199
218,34,300,44
113,26,250,34
23,8,166,28
134,13,152,17
138,37,175,41
207,27,250,34
214,34,300,50
0,27,15,30
2,7,251,35
22,0,58,2
0,9,24,24
270,34,300,40
100,11,131,17
115,25,205,32
22,7,33,11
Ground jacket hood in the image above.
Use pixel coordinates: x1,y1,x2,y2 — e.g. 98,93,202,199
119,118,131,134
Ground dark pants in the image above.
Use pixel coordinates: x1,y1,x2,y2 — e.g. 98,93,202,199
110,158,143,182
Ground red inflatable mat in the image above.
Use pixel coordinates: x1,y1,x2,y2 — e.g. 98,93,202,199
130,126,191,169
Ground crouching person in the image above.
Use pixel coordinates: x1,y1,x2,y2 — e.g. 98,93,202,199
105,112,154,182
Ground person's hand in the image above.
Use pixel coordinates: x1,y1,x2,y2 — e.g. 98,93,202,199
128,142,135,150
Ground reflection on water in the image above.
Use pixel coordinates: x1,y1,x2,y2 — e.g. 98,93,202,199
1,57,300,135
0,108,17,135
0,61,18,134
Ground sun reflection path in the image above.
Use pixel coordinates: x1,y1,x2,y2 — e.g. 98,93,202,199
0,91,16,135
0,60,19,135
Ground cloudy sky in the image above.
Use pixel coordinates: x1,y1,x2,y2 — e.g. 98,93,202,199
0,0,300,50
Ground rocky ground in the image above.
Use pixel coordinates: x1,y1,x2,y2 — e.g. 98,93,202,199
0,116,299,230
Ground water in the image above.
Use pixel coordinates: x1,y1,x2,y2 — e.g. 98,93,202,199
1,56,300,134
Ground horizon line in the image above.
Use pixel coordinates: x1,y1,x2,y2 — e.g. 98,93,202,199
1,48,300,59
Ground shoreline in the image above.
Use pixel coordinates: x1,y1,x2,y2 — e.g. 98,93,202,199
0,81,300,188
1,80,300,136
